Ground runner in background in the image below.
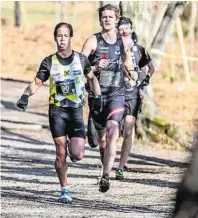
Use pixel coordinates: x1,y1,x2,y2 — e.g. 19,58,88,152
116,17,155,180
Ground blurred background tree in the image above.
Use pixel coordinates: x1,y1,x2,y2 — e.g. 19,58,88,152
119,1,192,147
14,1,21,27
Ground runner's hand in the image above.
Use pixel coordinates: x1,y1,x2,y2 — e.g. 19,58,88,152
129,71,138,81
124,79,136,89
142,75,150,86
98,59,109,70
124,80,131,89
90,95,103,115
16,94,29,111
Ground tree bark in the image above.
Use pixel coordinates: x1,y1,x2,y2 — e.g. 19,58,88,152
135,2,189,147
188,2,197,40
150,1,187,69
55,1,66,24
173,131,198,217
188,2,197,77
149,2,169,48
100,2,120,7
15,1,21,28
176,18,191,82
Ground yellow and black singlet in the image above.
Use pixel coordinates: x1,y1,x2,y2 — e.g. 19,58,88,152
36,51,91,108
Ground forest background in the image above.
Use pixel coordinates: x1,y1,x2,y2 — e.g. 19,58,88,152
1,1,198,150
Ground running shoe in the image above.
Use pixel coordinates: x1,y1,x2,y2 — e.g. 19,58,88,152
59,187,72,204
115,168,124,180
99,174,110,193
124,164,129,171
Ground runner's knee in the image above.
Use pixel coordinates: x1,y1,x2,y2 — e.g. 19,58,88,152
123,117,135,137
106,121,119,138
72,150,84,160
124,115,136,126
69,139,85,160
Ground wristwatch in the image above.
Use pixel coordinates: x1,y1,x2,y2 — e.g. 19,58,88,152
94,95,102,99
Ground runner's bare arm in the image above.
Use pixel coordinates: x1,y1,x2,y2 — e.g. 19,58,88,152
86,71,101,96
82,35,109,72
146,61,155,77
23,77,43,96
81,35,97,57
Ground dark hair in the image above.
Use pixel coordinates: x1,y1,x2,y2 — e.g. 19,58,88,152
118,16,133,27
53,22,73,38
98,4,120,20
118,17,138,43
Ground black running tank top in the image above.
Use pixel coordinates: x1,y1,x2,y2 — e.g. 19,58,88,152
88,33,125,98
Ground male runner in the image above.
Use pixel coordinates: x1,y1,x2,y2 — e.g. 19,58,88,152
116,17,155,180
82,4,125,192
16,22,101,203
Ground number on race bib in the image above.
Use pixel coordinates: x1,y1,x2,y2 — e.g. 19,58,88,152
99,71,114,87
56,81,76,96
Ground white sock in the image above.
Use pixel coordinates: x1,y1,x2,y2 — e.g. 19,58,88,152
61,186,68,191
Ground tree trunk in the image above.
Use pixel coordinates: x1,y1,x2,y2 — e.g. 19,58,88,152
136,87,190,148
188,2,197,77
188,2,197,40
176,18,191,82
55,1,66,24
150,1,187,69
135,2,189,148
149,2,169,48
173,131,198,217
120,2,152,46
100,2,120,7
15,1,21,27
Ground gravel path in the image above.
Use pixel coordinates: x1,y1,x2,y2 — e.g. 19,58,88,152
1,79,190,218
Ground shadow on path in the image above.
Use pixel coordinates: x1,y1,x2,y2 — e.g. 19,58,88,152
1,187,170,215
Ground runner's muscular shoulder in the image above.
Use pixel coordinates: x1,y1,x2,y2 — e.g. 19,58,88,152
81,35,97,57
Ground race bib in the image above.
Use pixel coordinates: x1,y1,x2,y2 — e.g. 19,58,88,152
56,81,76,96
99,71,114,87
112,72,121,87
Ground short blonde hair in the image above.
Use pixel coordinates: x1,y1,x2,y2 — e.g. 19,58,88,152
98,4,120,21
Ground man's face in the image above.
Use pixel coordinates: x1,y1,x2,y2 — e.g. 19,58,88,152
100,10,117,31
55,26,71,51
118,24,132,37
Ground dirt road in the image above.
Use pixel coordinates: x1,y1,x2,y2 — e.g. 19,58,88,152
1,79,190,218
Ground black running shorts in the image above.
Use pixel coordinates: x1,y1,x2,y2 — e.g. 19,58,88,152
89,95,125,130
49,105,86,139
123,98,141,119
